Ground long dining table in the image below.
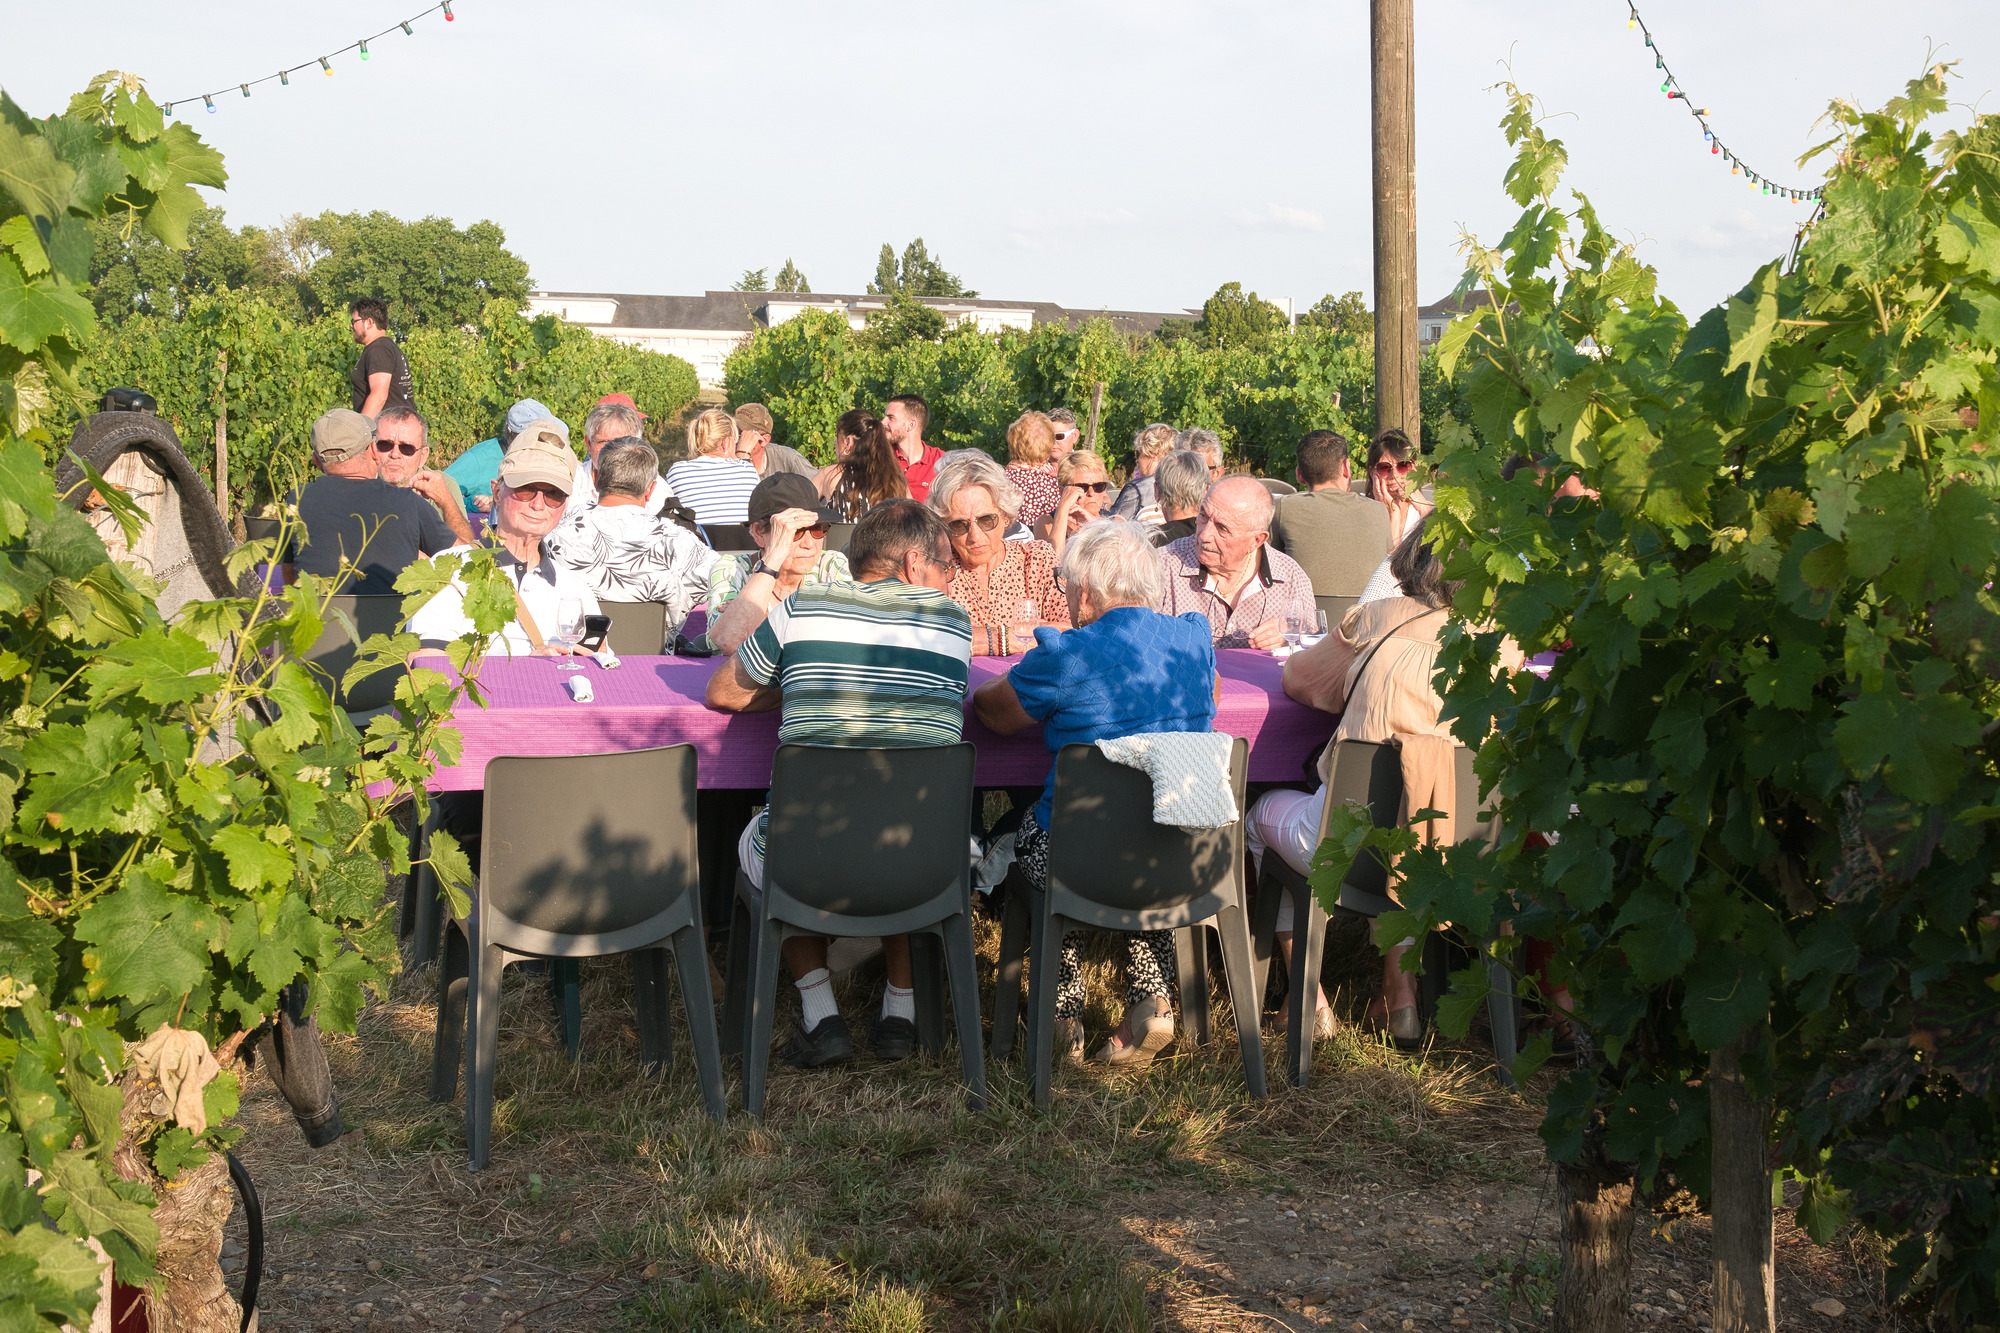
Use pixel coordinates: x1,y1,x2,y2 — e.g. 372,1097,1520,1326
412,647,1333,792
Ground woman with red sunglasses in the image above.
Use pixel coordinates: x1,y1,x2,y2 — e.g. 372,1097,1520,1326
1362,427,1431,542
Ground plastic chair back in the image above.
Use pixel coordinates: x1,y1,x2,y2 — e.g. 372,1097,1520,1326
703,523,757,552
597,599,669,655
1258,477,1297,498
304,595,405,711
479,746,700,956
762,743,976,929
1044,739,1248,923
1314,594,1360,628
1319,738,1490,914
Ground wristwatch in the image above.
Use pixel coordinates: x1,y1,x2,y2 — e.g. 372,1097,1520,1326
752,561,784,581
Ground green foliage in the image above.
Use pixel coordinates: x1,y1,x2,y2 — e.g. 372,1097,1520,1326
0,76,517,1332
1301,291,1371,338
59,291,699,512
90,206,533,330
732,268,768,293
723,308,1452,471
773,258,809,294
866,238,975,298
1195,282,1287,348
860,291,947,350
1382,71,2000,1325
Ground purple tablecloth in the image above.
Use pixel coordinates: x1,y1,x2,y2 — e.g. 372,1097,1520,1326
409,649,1332,792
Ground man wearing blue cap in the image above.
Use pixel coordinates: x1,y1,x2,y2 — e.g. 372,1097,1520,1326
444,400,569,513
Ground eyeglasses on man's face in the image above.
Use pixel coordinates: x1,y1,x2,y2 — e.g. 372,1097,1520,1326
945,512,1004,539
508,485,566,508
374,439,423,457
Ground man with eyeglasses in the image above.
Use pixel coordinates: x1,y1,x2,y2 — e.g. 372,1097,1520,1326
280,408,456,593
373,406,475,546
544,440,717,650
1155,475,1316,650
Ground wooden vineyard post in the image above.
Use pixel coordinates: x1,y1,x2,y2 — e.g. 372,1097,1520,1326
1371,0,1420,445
213,351,229,527
1085,381,1106,455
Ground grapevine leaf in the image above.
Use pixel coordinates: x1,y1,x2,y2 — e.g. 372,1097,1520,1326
17,715,145,837
0,252,93,353
147,1127,207,1182
208,826,294,893
1796,1174,1852,1244
1723,262,1782,377
72,870,218,1007
0,215,48,277
1681,947,1772,1051
1935,200,2000,278
0,116,75,227
0,1222,104,1328
427,828,473,921
1609,885,1696,983
83,626,216,706
1432,963,1489,1040
40,1149,157,1282
1833,685,1982,805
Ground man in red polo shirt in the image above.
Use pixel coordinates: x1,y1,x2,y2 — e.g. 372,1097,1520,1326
882,393,944,502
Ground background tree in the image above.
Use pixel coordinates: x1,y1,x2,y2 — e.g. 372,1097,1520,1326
1195,281,1286,348
1300,290,1370,338
87,205,252,322
867,238,976,298
773,258,809,292
732,267,769,292
868,242,899,295
861,290,948,349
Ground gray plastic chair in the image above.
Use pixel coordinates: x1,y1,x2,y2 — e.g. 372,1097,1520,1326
428,745,727,1169
991,741,1265,1109
1251,739,1517,1088
301,594,405,713
1314,594,1360,629
1258,477,1297,498
597,599,669,655
721,743,985,1120
703,523,758,553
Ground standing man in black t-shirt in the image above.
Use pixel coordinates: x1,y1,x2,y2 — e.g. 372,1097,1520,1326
348,297,415,417
281,408,454,594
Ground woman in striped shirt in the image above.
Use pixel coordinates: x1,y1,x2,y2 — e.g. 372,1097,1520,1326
666,408,761,525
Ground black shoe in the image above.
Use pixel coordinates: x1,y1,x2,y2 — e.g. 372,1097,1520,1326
781,1016,855,1068
871,1014,918,1061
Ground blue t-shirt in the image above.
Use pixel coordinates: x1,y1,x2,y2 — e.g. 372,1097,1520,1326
1006,606,1218,830
444,438,504,506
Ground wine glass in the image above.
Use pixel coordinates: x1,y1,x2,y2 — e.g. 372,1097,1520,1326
550,596,585,671
1283,614,1305,652
1302,607,1329,647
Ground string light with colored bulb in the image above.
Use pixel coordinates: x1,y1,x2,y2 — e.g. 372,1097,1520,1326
160,3,455,117
1622,2,1823,203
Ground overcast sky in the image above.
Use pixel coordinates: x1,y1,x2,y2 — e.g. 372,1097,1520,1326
12,1,1998,319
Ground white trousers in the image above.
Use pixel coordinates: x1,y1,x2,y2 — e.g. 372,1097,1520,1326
1246,786,1326,933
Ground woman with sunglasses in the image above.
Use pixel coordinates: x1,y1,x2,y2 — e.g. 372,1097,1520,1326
926,453,1069,657
818,420,910,520
1362,428,1431,541
692,472,850,656
1034,450,1115,558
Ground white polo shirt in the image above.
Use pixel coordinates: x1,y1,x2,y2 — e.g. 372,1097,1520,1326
404,541,601,658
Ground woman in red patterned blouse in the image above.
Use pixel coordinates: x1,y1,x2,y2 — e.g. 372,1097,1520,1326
1003,411,1063,528
927,453,1069,656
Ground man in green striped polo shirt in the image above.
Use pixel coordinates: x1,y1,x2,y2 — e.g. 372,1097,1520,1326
706,500,973,1066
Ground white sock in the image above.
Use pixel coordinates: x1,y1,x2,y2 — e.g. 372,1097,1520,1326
795,968,839,1028
881,982,915,1023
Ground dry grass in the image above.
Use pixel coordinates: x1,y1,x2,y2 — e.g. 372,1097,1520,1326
235,897,1555,1332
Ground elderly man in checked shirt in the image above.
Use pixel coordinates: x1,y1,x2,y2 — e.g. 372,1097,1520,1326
1155,475,1316,650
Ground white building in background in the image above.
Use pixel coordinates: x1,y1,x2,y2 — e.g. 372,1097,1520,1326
525,290,1196,389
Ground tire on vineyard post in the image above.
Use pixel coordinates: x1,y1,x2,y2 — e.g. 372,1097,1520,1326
1709,1027,1776,1333
1553,1116,1636,1333
111,1061,243,1333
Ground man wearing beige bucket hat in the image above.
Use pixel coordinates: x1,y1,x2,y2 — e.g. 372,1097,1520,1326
405,419,603,658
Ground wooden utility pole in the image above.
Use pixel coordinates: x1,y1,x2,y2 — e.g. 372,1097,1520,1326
213,351,229,527
1371,0,1420,446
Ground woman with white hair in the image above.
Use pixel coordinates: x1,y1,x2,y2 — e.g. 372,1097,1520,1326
666,408,760,525
974,521,1221,1066
927,453,1068,656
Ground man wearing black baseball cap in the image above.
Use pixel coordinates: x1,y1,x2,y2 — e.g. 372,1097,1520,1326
697,472,847,657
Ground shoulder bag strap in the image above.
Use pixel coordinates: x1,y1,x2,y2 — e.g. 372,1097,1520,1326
508,569,546,649
1302,607,1442,782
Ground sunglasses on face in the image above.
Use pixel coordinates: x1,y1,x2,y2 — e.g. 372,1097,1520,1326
374,439,423,457
946,512,1004,538
509,485,565,507
1069,481,1111,494
1373,460,1416,475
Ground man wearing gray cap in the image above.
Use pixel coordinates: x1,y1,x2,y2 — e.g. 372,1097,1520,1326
444,399,569,514
280,408,457,594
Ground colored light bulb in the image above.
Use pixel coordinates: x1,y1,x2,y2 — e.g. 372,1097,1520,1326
321,57,334,75
164,103,173,116
203,95,215,113
240,83,251,98
359,41,369,60
1712,143,1720,154
1659,79,1669,92
1628,15,1636,27
279,69,290,85
443,1,455,18
401,21,414,34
